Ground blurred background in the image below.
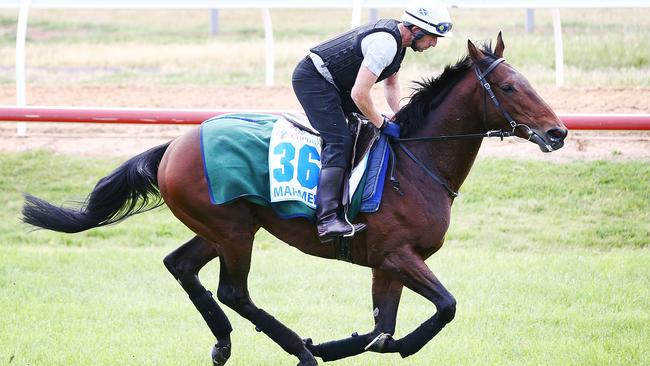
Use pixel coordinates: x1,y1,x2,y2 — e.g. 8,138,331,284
0,7,648,87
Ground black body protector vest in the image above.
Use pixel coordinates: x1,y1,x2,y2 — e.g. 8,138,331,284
310,19,406,93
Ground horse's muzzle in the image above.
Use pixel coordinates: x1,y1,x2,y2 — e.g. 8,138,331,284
530,127,568,152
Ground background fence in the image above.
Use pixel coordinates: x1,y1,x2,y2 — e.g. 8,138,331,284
0,1,648,132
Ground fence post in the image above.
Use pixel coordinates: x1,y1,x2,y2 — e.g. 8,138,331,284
552,8,564,87
261,8,274,86
351,0,362,28
369,8,379,22
16,0,30,137
210,9,219,37
525,8,534,33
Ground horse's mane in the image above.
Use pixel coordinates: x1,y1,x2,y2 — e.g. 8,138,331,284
394,42,498,136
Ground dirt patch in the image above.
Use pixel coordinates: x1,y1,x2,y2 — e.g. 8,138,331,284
0,85,649,161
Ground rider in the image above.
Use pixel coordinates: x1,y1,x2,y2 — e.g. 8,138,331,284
292,2,453,243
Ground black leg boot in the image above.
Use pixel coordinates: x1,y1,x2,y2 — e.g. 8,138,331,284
316,167,367,243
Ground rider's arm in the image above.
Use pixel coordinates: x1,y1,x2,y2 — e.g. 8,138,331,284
352,32,398,128
383,72,401,115
351,67,383,128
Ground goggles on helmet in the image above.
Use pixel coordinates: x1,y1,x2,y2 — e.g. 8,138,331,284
405,10,453,35
432,22,453,34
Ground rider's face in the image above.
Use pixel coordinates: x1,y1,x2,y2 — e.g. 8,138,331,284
413,34,438,52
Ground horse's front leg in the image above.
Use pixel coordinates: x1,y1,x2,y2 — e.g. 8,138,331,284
305,268,403,361
365,268,404,353
381,246,457,358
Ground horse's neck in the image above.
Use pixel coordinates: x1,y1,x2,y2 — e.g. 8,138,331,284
405,77,484,194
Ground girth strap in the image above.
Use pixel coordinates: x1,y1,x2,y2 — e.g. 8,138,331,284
387,141,404,196
396,142,459,198
334,236,353,262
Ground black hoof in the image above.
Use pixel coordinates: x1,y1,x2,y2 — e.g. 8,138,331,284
365,333,397,353
303,338,321,357
211,341,232,366
297,348,318,366
297,357,318,366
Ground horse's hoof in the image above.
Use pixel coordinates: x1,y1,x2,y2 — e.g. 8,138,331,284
365,332,396,353
296,359,318,366
211,341,232,366
296,349,318,366
302,338,321,357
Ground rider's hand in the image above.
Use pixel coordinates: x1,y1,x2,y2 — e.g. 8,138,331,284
380,115,400,138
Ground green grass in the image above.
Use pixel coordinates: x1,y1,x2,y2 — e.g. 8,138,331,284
451,159,650,249
0,151,648,364
0,8,649,86
1,243,648,365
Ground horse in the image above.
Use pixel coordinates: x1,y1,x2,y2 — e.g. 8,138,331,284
22,33,567,365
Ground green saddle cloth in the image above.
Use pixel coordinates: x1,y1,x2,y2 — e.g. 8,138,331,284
200,113,364,221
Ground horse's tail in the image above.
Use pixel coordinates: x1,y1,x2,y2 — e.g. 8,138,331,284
22,142,171,233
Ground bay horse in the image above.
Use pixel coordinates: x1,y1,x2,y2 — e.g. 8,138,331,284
22,34,567,365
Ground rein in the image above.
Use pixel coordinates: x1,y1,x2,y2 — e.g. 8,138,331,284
390,57,518,198
394,129,513,142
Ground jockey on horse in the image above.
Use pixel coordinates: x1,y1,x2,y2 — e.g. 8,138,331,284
292,1,454,243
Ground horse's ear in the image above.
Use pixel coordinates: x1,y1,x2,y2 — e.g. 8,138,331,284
494,31,505,58
467,40,483,61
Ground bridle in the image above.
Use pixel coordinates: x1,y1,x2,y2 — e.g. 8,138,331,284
474,57,538,140
390,57,529,198
396,57,529,143
475,58,516,129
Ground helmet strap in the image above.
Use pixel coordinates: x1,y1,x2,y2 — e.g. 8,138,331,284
409,28,426,51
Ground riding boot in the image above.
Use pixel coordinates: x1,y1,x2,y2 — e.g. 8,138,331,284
316,166,367,243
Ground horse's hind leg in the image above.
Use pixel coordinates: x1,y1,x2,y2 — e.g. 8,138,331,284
216,238,317,366
163,236,233,366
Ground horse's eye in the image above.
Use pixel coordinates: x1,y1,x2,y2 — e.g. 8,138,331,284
500,84,515,93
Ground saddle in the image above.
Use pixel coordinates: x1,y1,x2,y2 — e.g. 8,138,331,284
200,112,392,263
282,112,380,170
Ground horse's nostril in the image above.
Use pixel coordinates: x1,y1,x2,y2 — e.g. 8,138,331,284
547,128,568,141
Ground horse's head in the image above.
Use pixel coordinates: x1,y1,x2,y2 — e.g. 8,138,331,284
468,32,567,152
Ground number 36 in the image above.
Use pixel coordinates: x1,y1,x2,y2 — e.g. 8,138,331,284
272,143,320,189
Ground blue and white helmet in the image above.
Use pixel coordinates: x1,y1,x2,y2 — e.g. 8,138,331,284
401,2,453,37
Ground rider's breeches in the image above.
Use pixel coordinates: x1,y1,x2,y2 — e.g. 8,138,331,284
292,57,358,169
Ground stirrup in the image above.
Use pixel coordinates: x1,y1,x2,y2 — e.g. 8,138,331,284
317,222,366,243
342,222,367,237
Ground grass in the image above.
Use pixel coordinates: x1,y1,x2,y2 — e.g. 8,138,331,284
0,151,649,365
452,159,650,249
0,8,649,86
1,242,648,365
